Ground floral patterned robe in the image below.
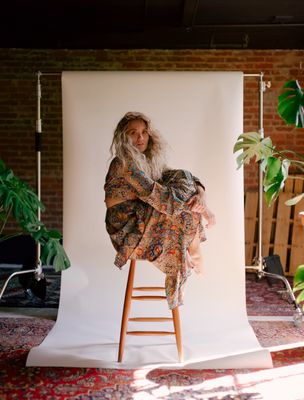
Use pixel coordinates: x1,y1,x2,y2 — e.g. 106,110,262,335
104,157,205,309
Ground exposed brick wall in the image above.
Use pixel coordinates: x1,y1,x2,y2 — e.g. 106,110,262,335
1,48,304,233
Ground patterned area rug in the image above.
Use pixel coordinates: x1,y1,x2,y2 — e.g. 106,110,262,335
1,317,304,399
250,321,304,347
246,273,295,317
0,268,298,317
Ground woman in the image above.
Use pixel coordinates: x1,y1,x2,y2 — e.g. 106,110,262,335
104,112,215,309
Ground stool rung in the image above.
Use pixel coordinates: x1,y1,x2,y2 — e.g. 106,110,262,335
132,295,166,301
127,331,175,336
129,317,173,322
133,286,165,291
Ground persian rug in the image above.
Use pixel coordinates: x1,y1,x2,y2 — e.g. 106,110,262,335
246,273,295,317
1,317,304,399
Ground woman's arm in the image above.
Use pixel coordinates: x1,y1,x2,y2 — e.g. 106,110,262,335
104,157,138,208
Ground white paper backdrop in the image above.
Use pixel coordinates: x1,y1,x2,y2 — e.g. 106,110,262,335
27,71,272,369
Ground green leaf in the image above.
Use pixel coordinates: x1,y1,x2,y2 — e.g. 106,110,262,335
264,185,279,206
283,80,302,90
264,157,281,182
296,290,304,304
48,230,62,239
293,281,304,292
31,228,46,242
233,132,274,169
40,237,71,272
294,264,304,286
278,80,304,128
263,157,290,206
0,161,45,235
285,193,304,206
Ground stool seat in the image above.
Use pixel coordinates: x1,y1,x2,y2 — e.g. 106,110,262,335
117,259,183,362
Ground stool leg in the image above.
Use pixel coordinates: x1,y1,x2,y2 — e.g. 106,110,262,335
118,260,136,362
172,306,183,362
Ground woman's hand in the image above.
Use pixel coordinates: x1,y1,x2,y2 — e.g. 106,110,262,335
201,207,216,228
187,193,206,214
187,189,216,228
187,185,207,212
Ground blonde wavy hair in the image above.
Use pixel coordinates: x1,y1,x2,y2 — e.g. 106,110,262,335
110,112,167,180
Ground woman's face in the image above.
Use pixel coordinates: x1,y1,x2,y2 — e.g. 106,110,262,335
126,119,149,153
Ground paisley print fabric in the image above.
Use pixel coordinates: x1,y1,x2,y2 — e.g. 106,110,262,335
104,157,205,309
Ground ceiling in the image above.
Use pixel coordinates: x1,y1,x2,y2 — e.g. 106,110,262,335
1,0,304,49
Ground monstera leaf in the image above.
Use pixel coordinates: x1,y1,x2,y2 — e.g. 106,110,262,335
233,132,274,169
278,80,304,128
0,161,44,230
233,133,294,206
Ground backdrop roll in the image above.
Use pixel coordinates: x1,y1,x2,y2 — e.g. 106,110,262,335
27,71,272,369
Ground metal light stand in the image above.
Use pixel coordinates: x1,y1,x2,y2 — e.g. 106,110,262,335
34,71,44,281
245,72,303,327
0,72,46,300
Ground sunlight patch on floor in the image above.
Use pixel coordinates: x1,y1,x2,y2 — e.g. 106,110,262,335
130,362,304,400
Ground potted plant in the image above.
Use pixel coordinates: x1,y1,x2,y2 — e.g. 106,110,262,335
0,158,70,272
233,79,304,310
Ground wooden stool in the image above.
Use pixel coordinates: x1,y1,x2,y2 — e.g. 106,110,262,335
117,259,183,362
